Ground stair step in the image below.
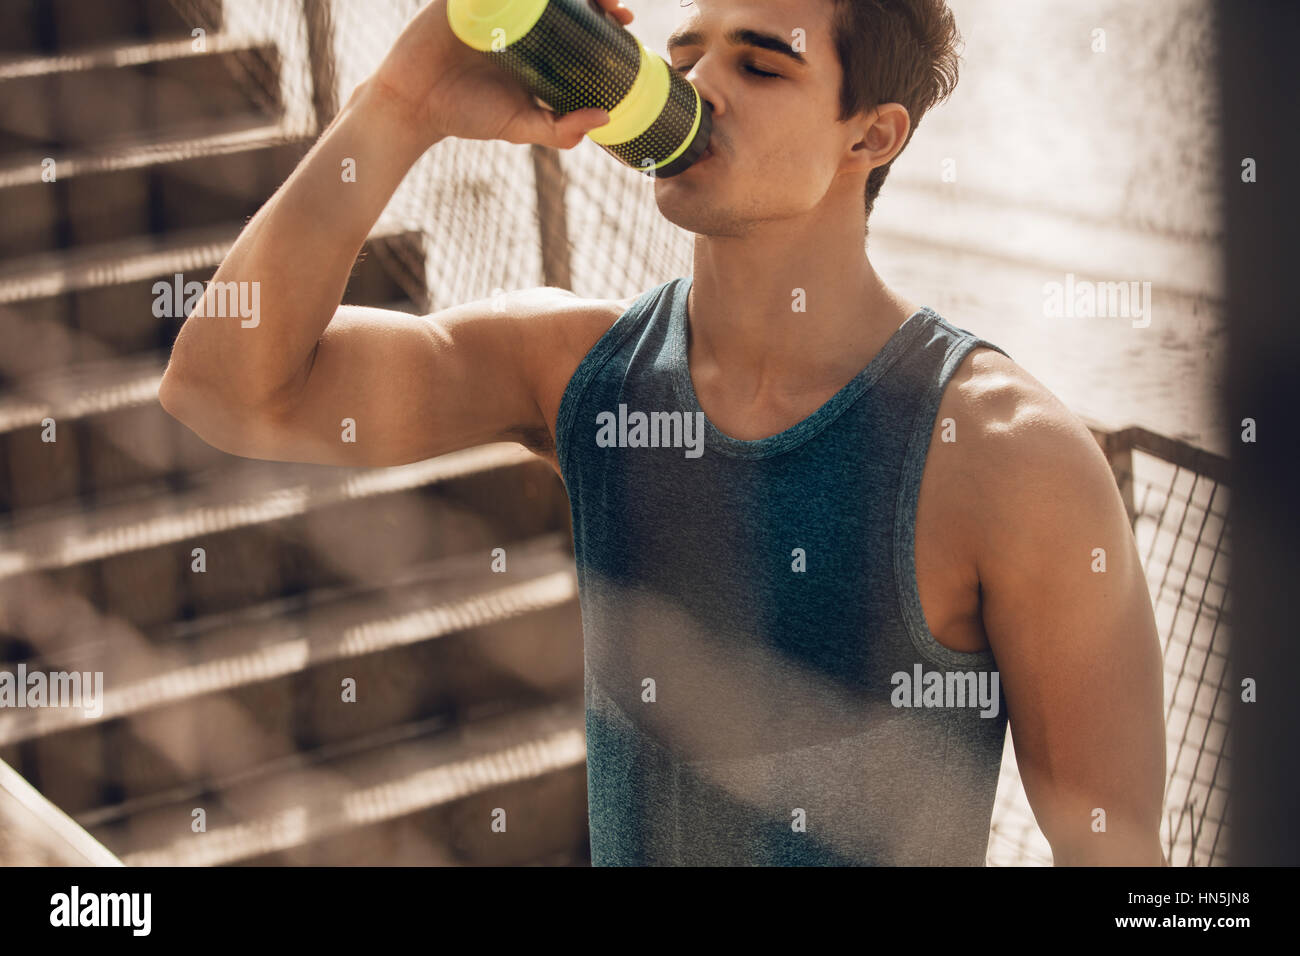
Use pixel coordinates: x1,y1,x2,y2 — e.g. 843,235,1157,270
0,532,577,745
16,599,583,819
0,441,568,631
0,123,312,258
0,39,282,158
0,222,257,305
83,698,588,866
0,534,581,815
0,119,301,189
0,0,587,870
0,352,179,513
0,0,222,58
0,226,424,386
236,762,590,865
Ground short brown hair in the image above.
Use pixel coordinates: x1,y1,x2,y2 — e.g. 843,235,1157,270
827,0,962,233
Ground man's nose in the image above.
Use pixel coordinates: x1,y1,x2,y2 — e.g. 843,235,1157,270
682,58,724,118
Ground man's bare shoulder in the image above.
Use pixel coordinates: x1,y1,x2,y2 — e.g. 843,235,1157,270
941,346,1107,485
508,288,637,464
938,345,1122,556
513,286,632,337
536,289,635,370
944,347,1056,433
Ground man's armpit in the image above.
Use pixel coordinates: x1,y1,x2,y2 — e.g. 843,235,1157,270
503,423,556,458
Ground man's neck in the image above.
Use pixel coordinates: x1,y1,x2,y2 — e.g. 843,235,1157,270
687,225,918,402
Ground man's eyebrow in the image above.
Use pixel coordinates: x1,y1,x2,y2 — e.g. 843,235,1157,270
666,26,810,67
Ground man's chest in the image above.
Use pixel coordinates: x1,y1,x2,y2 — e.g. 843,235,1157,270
541,344,996,657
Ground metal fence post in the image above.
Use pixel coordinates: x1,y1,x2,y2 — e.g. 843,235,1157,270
303,0,339,132
531,145,574,291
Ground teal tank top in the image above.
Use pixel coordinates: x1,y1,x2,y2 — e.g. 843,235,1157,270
556,276,1011,865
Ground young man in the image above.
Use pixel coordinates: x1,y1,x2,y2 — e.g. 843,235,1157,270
159,0,1167,865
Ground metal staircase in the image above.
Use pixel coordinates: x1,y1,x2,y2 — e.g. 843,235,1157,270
0,0,588,866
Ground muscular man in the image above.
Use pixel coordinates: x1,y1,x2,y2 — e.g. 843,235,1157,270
159,0,1167,865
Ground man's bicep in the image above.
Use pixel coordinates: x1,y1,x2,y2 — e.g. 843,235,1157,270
976,408,1167,865
243,295,556,467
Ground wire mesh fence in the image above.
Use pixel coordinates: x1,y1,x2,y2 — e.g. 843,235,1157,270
168,0,691,309
1134,440,1232,866
161,0,1234,866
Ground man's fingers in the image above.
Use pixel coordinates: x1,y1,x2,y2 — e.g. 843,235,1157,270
594,0,633,24
516,107,608,149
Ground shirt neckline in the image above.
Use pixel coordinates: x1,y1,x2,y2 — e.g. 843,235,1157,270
666,276,936,459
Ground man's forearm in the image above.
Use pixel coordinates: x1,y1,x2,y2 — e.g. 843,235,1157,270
162,78,441,412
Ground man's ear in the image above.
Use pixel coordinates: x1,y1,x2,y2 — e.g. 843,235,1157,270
844,103,910,174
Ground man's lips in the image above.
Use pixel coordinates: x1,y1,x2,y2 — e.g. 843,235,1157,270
672,138,721,175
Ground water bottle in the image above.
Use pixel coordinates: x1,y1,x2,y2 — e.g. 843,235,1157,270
446,0,713,177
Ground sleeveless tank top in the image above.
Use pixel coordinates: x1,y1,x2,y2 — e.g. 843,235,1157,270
556,276,1011,865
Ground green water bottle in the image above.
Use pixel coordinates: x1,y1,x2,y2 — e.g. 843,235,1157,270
446,0,713,177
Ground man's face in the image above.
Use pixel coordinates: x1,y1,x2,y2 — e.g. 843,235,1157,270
655,0,851,236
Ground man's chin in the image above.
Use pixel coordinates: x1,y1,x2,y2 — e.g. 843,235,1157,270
654,192,722,234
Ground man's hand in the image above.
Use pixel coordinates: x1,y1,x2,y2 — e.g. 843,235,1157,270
370,0,634,149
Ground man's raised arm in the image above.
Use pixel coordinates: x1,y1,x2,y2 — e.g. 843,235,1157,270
158,0,627,467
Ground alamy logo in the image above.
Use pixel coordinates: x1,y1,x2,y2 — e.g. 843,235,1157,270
596,405,706,459
0,665,103,718
152,273,260,328
1042,273,1152,328
50,886,151,936
890,664,1001,718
